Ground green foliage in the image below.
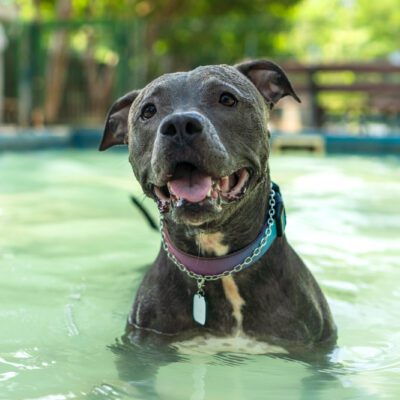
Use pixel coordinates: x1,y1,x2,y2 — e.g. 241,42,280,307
283,0,400,62
15,0,400,64
12,0,400,127
150,14,295,72
16,0,299,20
15,0,301,79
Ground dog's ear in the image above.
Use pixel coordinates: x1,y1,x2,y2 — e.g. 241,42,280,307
99,90,140,151
235,59,301,109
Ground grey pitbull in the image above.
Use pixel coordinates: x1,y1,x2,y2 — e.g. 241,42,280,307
100,59,337,349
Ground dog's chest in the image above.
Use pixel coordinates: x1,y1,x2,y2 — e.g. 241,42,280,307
195,232,246,332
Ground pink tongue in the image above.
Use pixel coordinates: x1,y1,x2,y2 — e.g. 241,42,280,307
169,166,212,203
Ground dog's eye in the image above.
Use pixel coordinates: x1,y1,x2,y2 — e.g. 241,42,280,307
141,103,157,119
219,92,237,107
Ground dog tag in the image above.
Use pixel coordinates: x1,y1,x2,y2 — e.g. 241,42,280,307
193,293,206,325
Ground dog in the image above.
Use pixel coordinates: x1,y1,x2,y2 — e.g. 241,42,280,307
99,59,337,350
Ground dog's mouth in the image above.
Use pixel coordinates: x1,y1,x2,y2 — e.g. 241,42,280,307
152,163,251,213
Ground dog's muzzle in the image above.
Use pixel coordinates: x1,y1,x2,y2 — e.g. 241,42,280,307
153,163,251,213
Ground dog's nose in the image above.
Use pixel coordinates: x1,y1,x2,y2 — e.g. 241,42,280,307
159,113,203,144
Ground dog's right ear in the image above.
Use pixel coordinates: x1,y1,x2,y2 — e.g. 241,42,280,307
99,90,140,151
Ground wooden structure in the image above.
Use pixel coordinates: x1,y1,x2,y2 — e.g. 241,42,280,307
282,63,400,128
271,133,325,153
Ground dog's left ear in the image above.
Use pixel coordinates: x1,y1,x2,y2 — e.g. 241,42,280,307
235,59,301,109
99,90,140,151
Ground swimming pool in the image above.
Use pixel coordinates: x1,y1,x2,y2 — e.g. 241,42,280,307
1,150,399,399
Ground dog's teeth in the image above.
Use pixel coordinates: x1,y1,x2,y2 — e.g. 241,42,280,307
219,176,230,192
170,193,179,208
207,188,212,197
167,182,173,194
212,180,219,190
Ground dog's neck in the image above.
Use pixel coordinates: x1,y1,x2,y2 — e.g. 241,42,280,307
163,178,270,257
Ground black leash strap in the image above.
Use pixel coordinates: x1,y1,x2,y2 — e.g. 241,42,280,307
130,196,159,231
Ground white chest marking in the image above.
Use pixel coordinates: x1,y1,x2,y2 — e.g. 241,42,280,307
221,276,245,334
195,232,246,333
195,232,229,256
173,334,288,355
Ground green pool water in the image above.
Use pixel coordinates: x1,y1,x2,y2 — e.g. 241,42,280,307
0,150,399,399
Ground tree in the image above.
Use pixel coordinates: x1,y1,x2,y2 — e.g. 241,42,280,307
282,0,400,62
43,0,71,123
15,0,301,124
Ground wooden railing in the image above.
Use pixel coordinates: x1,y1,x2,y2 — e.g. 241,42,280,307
282,63,400,127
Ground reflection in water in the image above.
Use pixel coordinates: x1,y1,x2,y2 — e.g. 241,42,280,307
110,334,185,399
111,327,354,400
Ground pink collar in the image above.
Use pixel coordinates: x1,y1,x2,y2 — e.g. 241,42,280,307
161,216,278,276
160,183,286,277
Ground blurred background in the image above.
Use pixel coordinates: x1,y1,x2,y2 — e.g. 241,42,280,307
0,0,399,149
1,3,400,399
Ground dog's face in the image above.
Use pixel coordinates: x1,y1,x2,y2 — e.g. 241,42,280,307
100,60,299,226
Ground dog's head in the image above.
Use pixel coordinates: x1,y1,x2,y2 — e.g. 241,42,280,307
100,60,300,226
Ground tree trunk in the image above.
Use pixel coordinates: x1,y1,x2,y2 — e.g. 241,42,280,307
83,31,115,121
44,0,71,124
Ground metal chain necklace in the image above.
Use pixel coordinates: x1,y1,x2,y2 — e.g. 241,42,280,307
160,186,276,325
